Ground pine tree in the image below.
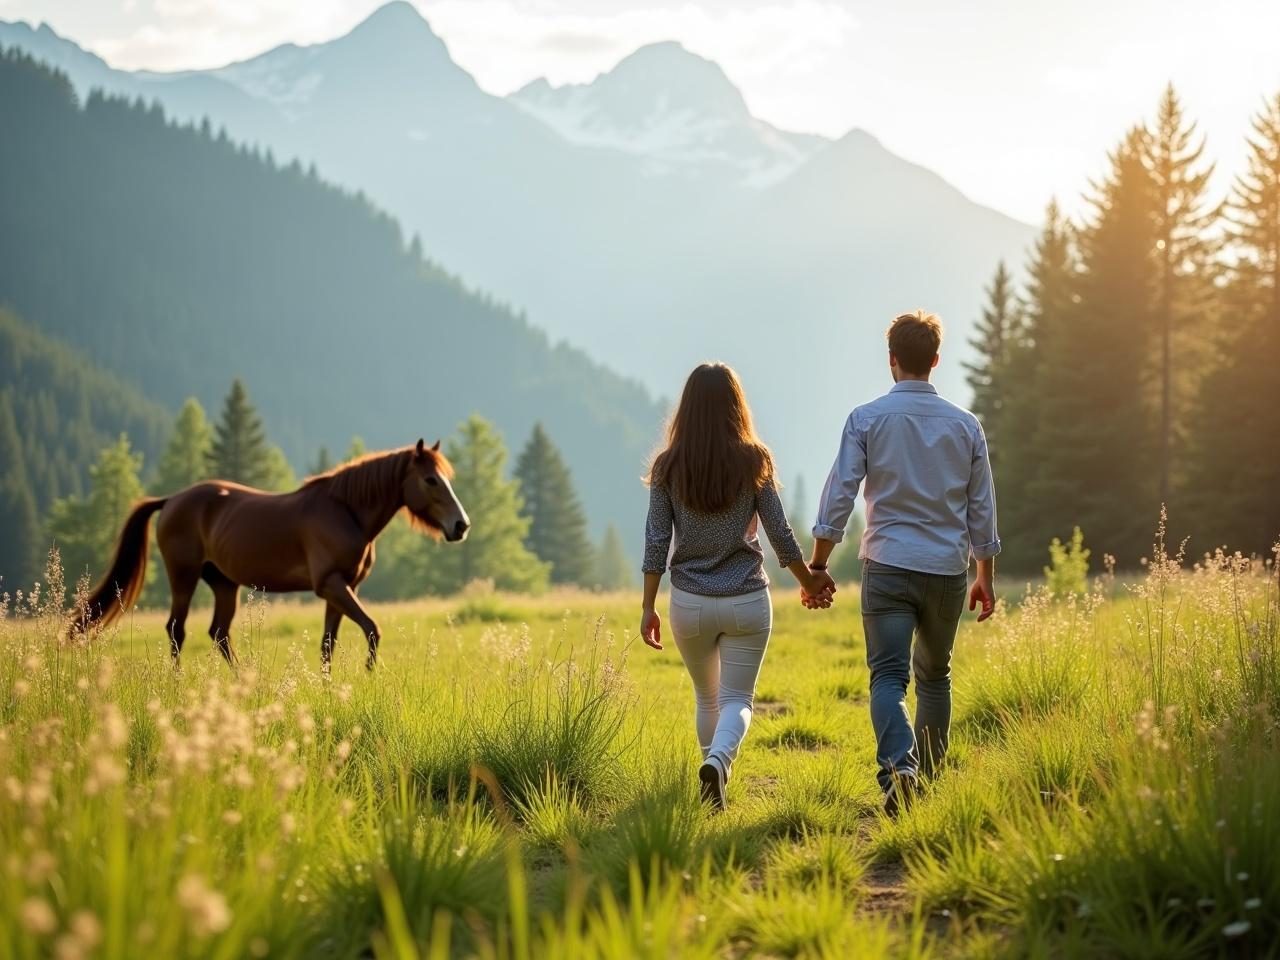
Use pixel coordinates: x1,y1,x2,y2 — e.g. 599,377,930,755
514,423,593,585
1185,92,1280,552
784,473,815,565
417,416,549,595
829,511,867,583
309,446,335,476
47,435,146,590
151,397,212,495
963,260,1023,466
1229,92,1280,314
1143,84,1217,508
0,393,41,590
593,524,634,591
207,379,274,487
1058,128,1161,562
260,445,298,492
997,201,1078,570
353,515,420,601
344,437,367,463
787,474,809,526
1020,132,1160,567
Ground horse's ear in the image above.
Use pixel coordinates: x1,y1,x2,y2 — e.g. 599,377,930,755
415,438,426,458
431,439,441,452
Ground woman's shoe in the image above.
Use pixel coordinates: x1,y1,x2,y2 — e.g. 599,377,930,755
699,757,727,811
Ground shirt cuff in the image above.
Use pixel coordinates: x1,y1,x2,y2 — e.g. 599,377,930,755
970,537,1002,560
812,523,845,543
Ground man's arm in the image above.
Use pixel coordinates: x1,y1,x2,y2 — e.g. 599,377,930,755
809,536,837,570
811,412,866,548
802,413,865,606
966,421,1000,622
969,557,995,622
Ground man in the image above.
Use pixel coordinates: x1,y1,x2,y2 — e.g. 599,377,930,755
808,309,1000,815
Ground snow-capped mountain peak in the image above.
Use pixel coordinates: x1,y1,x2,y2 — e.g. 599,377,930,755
511,42,825,185
204,1,473,119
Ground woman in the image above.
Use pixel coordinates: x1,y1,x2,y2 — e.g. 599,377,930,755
640,363,835,809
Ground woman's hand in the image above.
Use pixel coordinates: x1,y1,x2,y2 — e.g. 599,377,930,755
640,607,663,650
802,569,836,609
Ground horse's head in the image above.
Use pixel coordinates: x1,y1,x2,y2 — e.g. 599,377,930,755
403,439,470,542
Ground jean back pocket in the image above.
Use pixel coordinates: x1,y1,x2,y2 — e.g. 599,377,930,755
862,566,912,615
729,593,772,635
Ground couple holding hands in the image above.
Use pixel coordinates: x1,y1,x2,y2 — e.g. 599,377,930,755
639,310,1001,815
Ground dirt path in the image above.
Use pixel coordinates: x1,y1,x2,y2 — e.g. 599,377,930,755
859,860,910,916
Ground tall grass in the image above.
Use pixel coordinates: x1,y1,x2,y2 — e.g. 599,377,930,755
1,539,1277,957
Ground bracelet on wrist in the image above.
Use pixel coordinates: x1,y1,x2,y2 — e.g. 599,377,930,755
809,563,827,571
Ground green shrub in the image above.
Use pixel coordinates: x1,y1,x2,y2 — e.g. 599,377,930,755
471,645,630,807
1044,526,1091,596
317,783,505,956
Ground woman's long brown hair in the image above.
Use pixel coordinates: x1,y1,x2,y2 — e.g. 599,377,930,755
647,363,776,513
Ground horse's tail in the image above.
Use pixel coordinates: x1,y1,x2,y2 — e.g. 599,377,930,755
71,497,167,635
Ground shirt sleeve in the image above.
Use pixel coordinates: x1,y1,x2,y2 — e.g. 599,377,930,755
966,420,1002,560
756,481,804,568
813,412,866,542
641,482,674,574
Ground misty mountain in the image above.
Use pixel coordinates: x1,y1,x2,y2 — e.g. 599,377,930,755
1,2,1033,492
0,49,662,548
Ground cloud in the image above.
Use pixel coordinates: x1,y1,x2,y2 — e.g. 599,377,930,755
89,0,385,71
536,30,622,57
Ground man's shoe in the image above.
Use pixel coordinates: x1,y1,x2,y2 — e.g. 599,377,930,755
883,772,919,818
699,757,727,811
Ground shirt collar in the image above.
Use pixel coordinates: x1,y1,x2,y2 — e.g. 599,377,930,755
889,380,938,395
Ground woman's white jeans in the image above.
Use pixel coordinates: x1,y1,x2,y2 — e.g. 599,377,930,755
669,586,772,773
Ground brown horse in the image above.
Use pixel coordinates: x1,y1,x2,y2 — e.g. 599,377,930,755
73,439,469,669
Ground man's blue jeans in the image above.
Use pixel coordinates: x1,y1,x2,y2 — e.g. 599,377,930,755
861,559,968,792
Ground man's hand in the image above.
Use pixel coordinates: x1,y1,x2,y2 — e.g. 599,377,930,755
640,608,663,649
801,567,837,610
969,576,995,622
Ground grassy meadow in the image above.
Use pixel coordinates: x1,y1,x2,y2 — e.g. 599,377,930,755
1,538,1278,959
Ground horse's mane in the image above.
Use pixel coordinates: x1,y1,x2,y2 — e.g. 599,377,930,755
304,446,454,526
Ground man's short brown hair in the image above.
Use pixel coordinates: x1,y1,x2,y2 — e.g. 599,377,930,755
887,310,943,375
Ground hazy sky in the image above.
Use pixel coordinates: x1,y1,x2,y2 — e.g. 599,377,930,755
4,0,1278,223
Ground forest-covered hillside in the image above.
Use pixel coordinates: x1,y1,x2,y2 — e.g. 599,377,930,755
0,308,171,588
0,49,664,555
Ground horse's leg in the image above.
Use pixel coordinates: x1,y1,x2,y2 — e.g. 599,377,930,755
317,573,380,671
203,564,240,666
321,602,342,673
163,559,200,664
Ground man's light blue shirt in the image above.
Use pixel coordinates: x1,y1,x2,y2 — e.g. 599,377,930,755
812,380,1001,576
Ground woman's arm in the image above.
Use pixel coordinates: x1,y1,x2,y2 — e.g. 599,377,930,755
640,484,673,650
756,480,803,566
758,482,835,604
